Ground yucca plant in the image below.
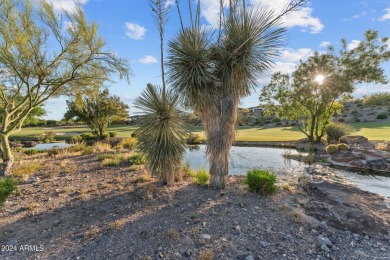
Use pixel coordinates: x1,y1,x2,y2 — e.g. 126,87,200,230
134,84,188,185
167,1,304,188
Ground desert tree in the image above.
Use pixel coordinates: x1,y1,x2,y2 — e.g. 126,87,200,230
168,0,307,188
0,0,130,174
65,89,129,138
260,31,390,143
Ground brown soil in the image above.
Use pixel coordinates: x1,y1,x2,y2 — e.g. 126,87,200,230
0,152,389,260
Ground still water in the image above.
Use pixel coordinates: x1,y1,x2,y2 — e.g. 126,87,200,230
28,142,73,150
185,145,390,198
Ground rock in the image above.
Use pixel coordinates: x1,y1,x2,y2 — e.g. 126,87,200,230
321,244,331,252
259,241,269,248
317,236,332,246
318,221,328,231
26,177,40,184
311,229,319,236
244,255,254,260
199,234,211,240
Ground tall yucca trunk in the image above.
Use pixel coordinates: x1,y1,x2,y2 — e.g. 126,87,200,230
203,95,238,188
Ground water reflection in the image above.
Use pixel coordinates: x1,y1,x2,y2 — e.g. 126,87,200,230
184,145,304,175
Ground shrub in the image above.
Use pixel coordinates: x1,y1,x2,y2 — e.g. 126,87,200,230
47,148,60,156
81,132,96,140
185,133,203,145
12,161,42,179
325,144,339,155
70,135,83,144
120,137,137,151
272,117,281,123
325,122,354,143
337,143,350,151
182,162,195,178
92,141,111,153
128,153,146,165
100,133,110,140
43,131,56,142
192,169,210,186
376,113,388,119
108,132,117,138
363,92,390,106
0,177,18,206
243,169,277,194
24,149,39,156
102,157,121,167
338,118,345,122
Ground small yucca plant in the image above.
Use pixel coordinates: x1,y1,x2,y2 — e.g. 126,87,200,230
134,84,188,185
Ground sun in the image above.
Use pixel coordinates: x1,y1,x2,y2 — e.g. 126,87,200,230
314,74,325,85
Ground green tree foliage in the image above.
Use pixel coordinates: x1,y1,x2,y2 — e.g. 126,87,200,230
65,89,129,138
167,0,306,188
260,31,389,143
0,0,130,173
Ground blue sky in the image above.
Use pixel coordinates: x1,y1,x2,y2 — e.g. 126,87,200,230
42,0,390,120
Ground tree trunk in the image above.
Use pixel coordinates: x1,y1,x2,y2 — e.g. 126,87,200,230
205,96,237,189
0,134,14,177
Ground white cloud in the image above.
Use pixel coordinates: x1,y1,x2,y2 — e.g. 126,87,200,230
251,0,324,33
319,41,331,48
138,55,158,64
379,8,390,21
272,61,297,74
279,48,313,62
347,40,361,50
125,22,146,40
165,0,174,8
200,0,224,28
43,0,88,13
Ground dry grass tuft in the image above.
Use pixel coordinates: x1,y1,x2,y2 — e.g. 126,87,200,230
93,141,112,153
25,202,39,211
12,160,42,180
198,249,214,260
167,228,180,240
108,220,125,230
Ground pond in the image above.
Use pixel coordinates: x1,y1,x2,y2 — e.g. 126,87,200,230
185,145,390,198
27,142,73,150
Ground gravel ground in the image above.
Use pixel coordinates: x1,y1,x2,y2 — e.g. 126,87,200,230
0,153,389,260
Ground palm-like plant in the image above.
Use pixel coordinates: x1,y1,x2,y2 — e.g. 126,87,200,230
168,2,304,188
134,84,188,185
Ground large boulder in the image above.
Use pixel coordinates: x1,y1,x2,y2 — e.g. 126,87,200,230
339,135,374,149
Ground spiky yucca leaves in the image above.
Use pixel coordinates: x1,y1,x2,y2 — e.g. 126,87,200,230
134,84,188,185
167,7,286,188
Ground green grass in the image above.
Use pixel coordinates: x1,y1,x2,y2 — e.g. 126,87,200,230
9,121,390,142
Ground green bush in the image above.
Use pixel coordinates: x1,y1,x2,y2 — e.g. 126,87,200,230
24,149,39,156
182,162,195,178
337,143,349,150
244,169,277,195
101,133,110,140
108,132,117,138
325,144,339,155
128,153,146,165
186,133,203,145
192,169,210,186
0,177,18,206
272,117,281,123
363,92,390,106
81,132,96,140
325,122,354,143
376,113,388,119
70,135,83,144
43,131,56,142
